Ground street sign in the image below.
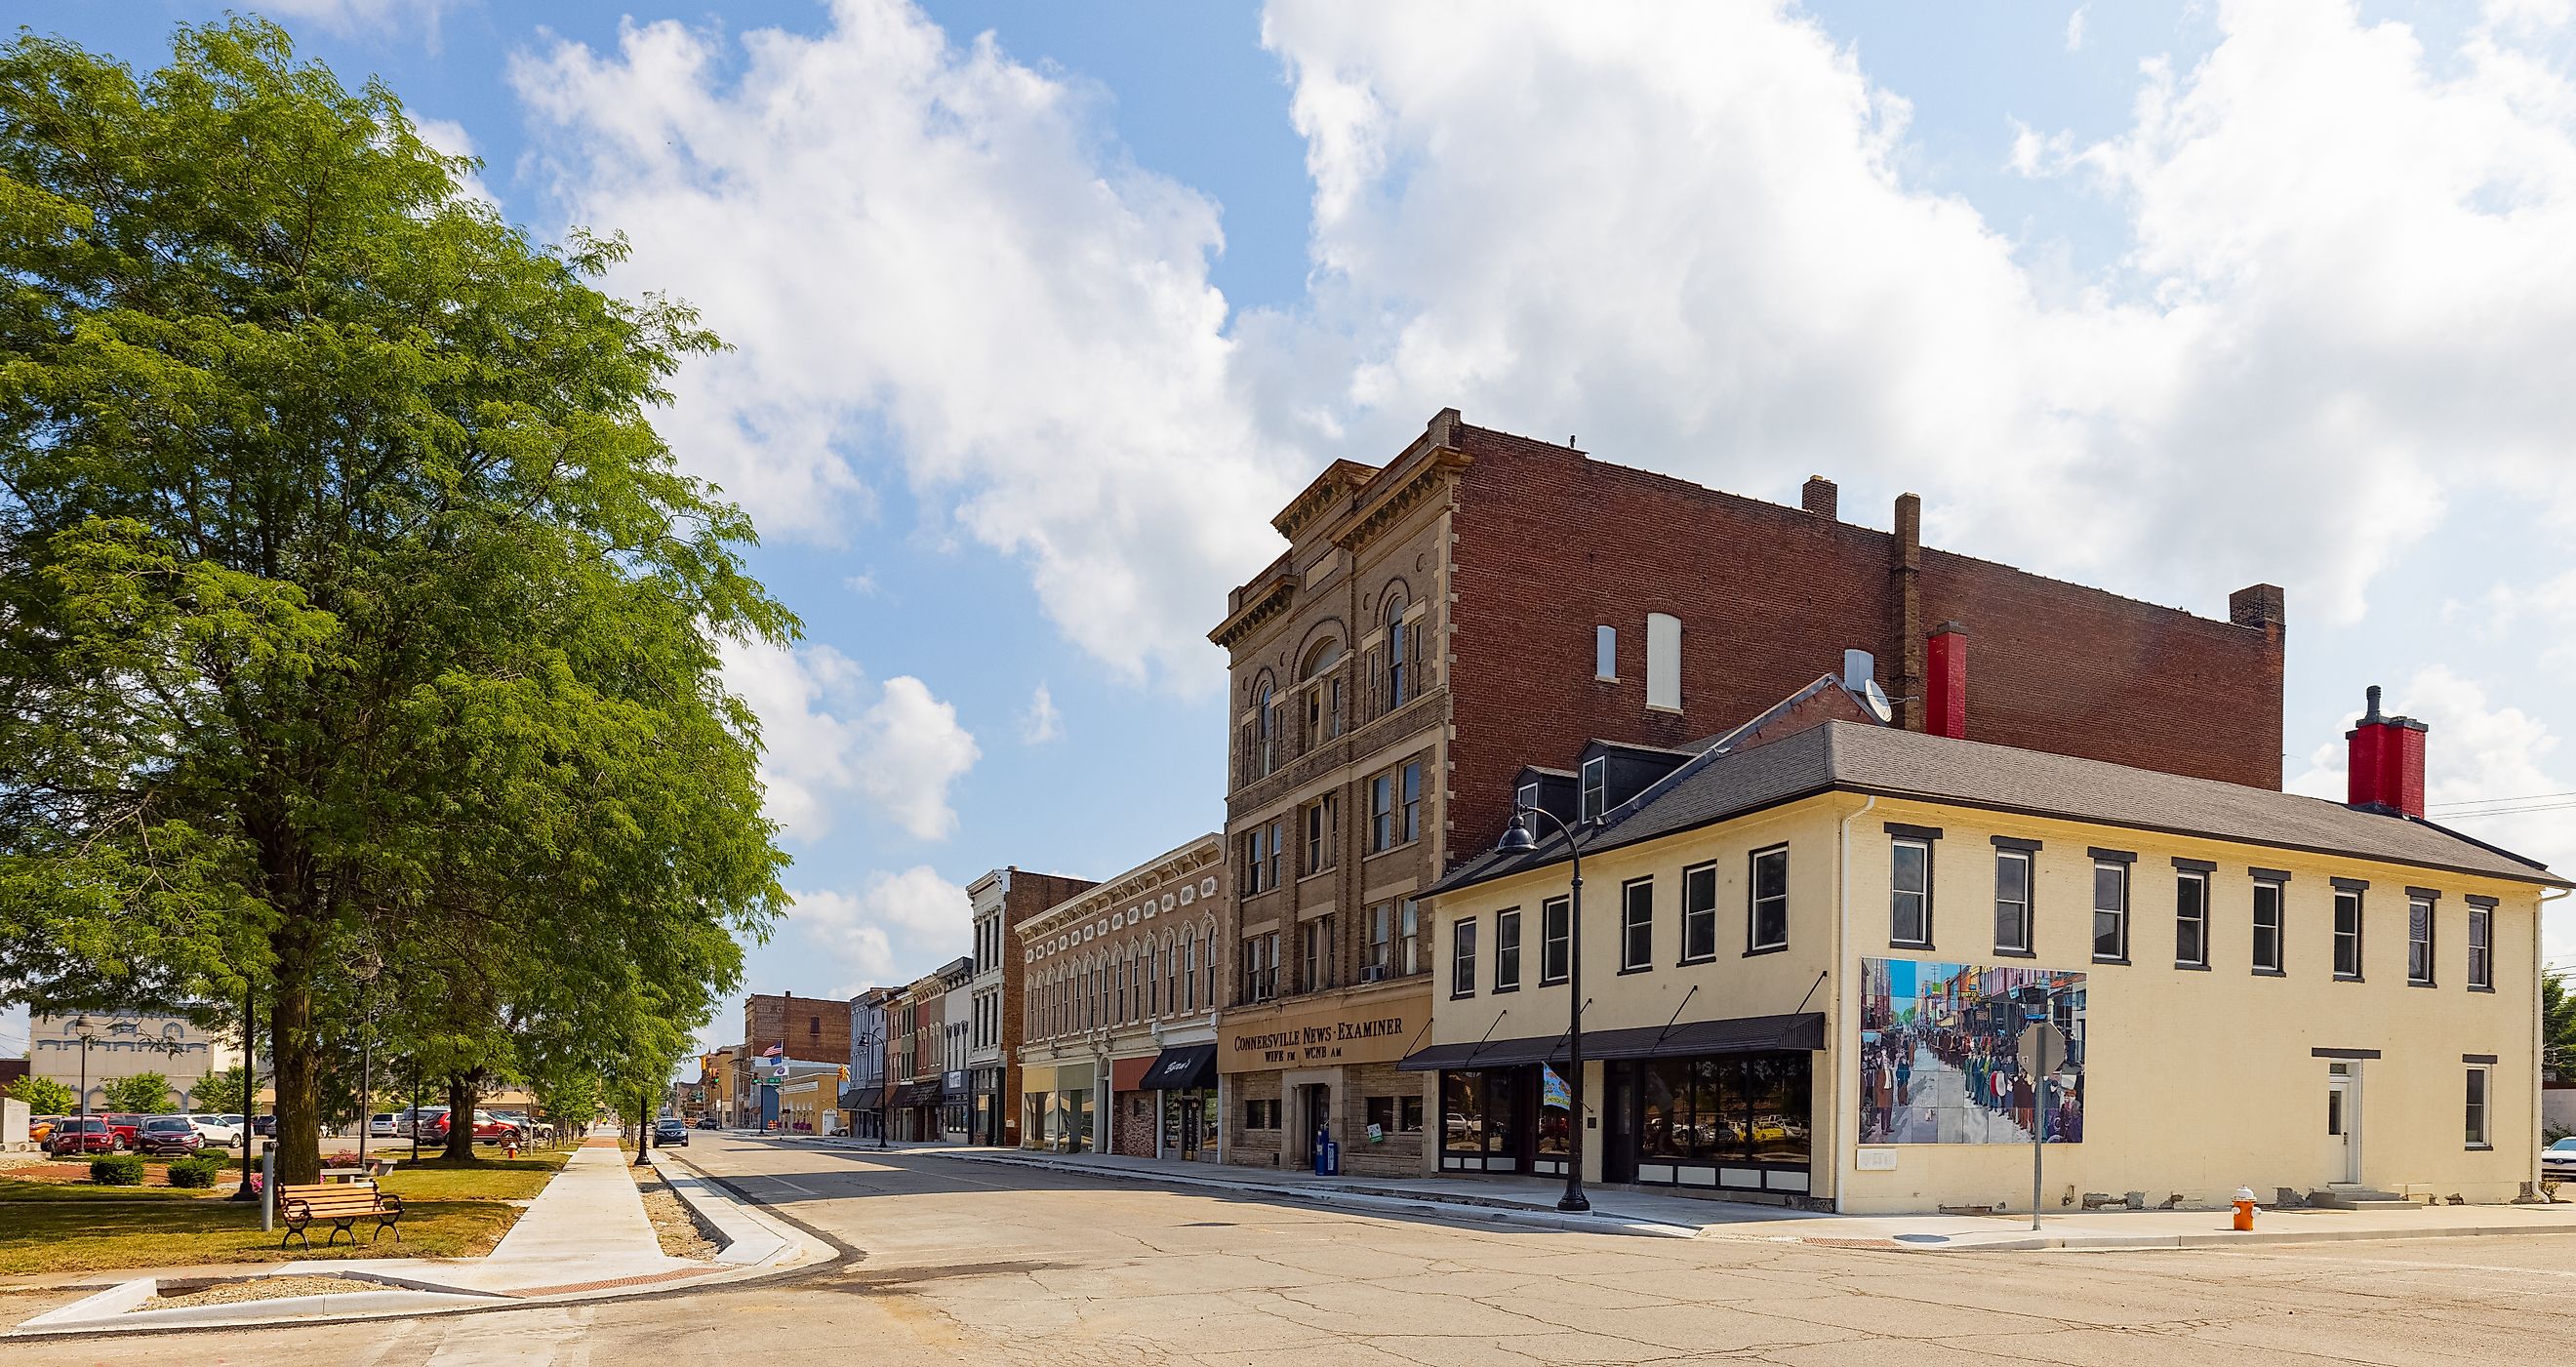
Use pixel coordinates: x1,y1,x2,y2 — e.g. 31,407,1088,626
2017,1022,2067,1080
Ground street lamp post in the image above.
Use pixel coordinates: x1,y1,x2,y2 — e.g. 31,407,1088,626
234,980,258,1201
1496,803,1591,1214
351,948,382,1168
69,1016,97,1153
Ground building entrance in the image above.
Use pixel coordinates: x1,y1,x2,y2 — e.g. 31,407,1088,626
2327,1063,2359,1184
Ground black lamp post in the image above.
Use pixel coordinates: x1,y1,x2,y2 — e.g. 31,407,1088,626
352,947,382,1168
1496,802,1590,1214
69,1016,97,1153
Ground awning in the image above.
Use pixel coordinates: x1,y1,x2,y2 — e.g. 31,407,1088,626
1142,1042,1218,1091
889,1080,944,1108
1397,1011,1826,1071
840,1086,882,1110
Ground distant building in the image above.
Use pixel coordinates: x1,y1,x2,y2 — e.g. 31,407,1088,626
30,1012,242,1111
965,866,1099,1146
844,988,894,1141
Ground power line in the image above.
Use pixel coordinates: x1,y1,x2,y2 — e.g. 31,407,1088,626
2428,790,2576,811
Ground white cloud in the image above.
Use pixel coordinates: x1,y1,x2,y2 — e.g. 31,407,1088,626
261,0,456,41
512,1,1295,689
412,117,496,209
1019,682,1063,744
719,637,980,843
786,865,971,993
2067,6,2089,52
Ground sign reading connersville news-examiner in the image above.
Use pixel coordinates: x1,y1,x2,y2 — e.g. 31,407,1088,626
1221,996,1413,1071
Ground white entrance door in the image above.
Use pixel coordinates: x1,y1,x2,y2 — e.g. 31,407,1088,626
2326,1064,2359,1184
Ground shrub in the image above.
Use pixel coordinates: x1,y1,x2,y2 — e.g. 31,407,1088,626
89,1153,145,1186
166,1155,224,1188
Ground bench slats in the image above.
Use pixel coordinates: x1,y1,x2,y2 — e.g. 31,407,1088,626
277,1178,403,1250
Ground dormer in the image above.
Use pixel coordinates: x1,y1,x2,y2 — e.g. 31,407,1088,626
1573,740,1700,823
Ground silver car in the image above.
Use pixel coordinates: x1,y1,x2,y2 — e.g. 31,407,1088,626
2545,1136,2576,1183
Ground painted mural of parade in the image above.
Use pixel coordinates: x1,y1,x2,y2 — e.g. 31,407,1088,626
1858,959,2085,1145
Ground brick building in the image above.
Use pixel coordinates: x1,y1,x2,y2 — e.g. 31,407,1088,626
1208,408,2287,1178
1018,836,1228,1157
966,867,1099,1146
843,986,895,1141
886,959,968,1142
735,991,854,1131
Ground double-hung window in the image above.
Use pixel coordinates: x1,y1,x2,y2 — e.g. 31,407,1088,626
2466,1066,2491,1147
1369,773,1395,852
1398,900,1422,976
1400,762,1423,844
1244,828,1269,895
2252,877,2286,974
1620,878,1654,971
1890,838,1932,947
2468,900,2494,989
1580,756,1606,823
1541,897,1571,985
2333,885,2365,979
1680,862,1718,962
1301,918,1332,993
2174,864,2210,968
1494,908,1522,992
1748,846,1789,952
1268,819,1286,891
2407,892,2437,985
1305,795,1336,875
1992,844,2033,954
2091,855,2130,962
1366,904,1393,979
1451,918,1478,998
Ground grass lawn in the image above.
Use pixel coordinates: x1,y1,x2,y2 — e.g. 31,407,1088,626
377,1148,571,1201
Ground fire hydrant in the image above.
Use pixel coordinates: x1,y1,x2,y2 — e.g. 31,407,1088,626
2232,1186,2258,1231
505,1140,520,1160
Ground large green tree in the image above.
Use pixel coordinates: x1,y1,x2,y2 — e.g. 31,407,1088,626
100,1070,172,1113
6,1074,74,1114
0,20,787,1182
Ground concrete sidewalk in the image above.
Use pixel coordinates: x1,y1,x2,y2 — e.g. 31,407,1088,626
12,1139,817,1338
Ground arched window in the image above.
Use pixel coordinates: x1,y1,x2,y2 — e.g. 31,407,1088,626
1301,639,1344,744
1256,677,1276,777
1164,934,1179,1015
1384,593,1410,709
1184,932,1198,1011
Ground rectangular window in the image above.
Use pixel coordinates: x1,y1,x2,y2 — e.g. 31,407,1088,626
1243,932,1277,1002
1401,1096,1426,1132
1594,624,1617,680
1516,781,1539,813
2093,861,2128,962
1401,761,1423,844
1495,908,1522,991
1993,850,2033,954
1370,773,1395,852
1304,795,1337,875
1621,877,1654,971
2466,1067,2490,1147
1244,828,1268,895
1244,1099,1280,1130
2469,905,2493,989
2334,890,2364,979
1890,839,1932,946
1580,756,1606,823
1681,863,1718,962
1366,903,1393,979
2253,879,2285,974
1399,899,1422,976
1451,917,1478,997
2408,896,2436,985
1645,612,1681,711
2176,871,2209,968
1541,896,1570,985
1268,819,1286,891
1749,846,1789,952
1301,918,1332,993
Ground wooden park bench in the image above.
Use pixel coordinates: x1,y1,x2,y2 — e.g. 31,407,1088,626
276,1180,403,1250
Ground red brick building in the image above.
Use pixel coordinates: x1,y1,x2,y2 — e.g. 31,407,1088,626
1208,408,2285,1177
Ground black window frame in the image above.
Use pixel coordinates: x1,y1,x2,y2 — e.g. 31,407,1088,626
2466,1066,2491,1148
2091,859,2130,964
1400,761,1423,844
2174,868,2210,969
1747,844,1790,954
1579,756,1606,823
2407,891,2437,986
1619,876,1654,973
1494,907,1522,993
2251,877,2286,975
2333,887,2365,980
1541,896,1571,985
1451,917,1478,999
2468,900,2494,990
1992,847,2033,955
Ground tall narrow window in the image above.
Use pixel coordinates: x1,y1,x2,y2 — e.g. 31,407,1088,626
1495,908,1522,991
1301,919,1330,993
2252,879,2285,974
1245,827,1268,895
1451,917,1477,998
1580,756,1606,823
1305,795,1337,875
1370,773,1395,852
1645,612,1681,711
1541,897,1570,985
1516,781,1540,813
1401,761,1423,843
2407,894,2436,985
2466,1067,2490,1146
1385,596,1410,709
1681,863,1718,963
2175,869,2209,968
1621,877,1654,971
1115,957,1128,1021
2468,903,2493,989
1399,899,1422,976
1367,904,1392,978
1595,624,1617,680
1256,682,1274,777
1993,849,2033,954
1268,819,1286,891
1890,839,1932,946
2092,860,2129,962
1749,846,1789,952
2334,888,2365,979
1184,935,1198,1010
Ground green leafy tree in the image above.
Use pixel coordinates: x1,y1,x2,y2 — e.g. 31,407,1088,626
101,1071,173,1113
0,20,787,1182
2546,972,2576,1082
7,1075,75,1114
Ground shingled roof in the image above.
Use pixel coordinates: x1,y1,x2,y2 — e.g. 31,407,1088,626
1436,721,2563,896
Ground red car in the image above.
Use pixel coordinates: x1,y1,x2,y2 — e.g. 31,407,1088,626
420,1108,521,1145
100,1113,145,1149
46,1117,118,1155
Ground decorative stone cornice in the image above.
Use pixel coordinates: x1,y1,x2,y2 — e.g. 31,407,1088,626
1272,460,1380,542
1334,448,1469,552
1209,571,1297,650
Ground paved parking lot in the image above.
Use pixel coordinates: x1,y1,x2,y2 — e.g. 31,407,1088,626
11,1132,2575,1364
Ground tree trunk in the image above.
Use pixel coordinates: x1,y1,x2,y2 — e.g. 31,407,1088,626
444,1071,480,1162
267,927,323,1185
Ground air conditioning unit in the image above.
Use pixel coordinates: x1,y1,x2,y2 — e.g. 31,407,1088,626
1360,965,1389,983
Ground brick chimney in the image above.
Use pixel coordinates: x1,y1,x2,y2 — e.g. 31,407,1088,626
2346,685,2428,817
1925,623,1967,740
1801,475,1838,520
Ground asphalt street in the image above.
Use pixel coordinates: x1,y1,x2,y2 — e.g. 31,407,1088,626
8,1131,2576,1364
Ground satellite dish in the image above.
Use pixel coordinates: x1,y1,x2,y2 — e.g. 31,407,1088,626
1862,679,1895,724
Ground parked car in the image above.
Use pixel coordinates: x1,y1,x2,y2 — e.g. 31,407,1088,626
183,1113,244,1146
28,1116,59,1144
250,1113,278,1139
695,1116,717,1130
99,1114,145,1149
45,1116,116,1156
416,1107,521,1145
368,1113,398,1139
2544,1136,2576,1183
136,1115,205,1156
653,1118,689,1147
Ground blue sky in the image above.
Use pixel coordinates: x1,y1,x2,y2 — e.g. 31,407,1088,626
19,0,2576,1063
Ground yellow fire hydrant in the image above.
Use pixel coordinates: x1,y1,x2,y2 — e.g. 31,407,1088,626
2232,1186,2258,1231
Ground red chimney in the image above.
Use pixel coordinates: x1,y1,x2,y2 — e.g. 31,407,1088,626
2346,685,2428,818
1925,623,1966,740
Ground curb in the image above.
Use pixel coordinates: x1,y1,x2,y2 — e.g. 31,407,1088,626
647,1147,826,1269
922,1147,1703,1240
1773,1218,2576,1254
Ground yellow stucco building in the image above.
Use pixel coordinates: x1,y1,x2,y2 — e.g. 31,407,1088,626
1415,704,2558,1215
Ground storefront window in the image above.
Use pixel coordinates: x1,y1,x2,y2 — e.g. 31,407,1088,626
1441,1071,1487,1153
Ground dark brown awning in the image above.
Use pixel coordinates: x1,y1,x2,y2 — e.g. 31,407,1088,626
888,1080,945,1108
1397,1011,1826,1071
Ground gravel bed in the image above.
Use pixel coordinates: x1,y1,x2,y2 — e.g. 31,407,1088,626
145,1274,363,1309
631,1165,721,1260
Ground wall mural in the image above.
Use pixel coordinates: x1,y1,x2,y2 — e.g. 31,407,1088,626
1858,958,2086,1145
